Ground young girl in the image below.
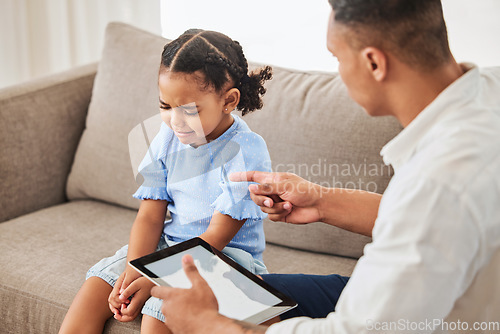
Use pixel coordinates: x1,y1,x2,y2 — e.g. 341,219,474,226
59,29,273,333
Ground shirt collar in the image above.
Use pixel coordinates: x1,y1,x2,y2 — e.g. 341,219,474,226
380,63,479,171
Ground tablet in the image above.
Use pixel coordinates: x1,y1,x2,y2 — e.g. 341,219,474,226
129,237,297,324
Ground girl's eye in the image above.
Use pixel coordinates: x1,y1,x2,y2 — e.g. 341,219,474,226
159,103,198,115
181,106,198,116
184,110,198,116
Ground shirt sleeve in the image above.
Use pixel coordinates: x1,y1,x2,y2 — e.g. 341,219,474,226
132,123,173,202
267,177,483,334
211,132,271,221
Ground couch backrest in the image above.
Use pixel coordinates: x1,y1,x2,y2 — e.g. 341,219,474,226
66,22,402,259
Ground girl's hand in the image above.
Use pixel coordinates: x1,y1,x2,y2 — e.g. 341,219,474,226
108,268,142,319
108,271,127,318
113,277,156,322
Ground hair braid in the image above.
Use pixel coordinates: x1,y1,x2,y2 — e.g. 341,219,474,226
205,52,245,79
230,41,249,81
228,40,273,115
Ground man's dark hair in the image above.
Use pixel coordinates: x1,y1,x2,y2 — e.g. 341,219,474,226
328,0,452,70
161,29,272,115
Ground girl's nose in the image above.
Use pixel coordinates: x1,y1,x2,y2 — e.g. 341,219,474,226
170,107,186,127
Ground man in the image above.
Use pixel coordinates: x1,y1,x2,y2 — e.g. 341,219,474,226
151,0,500,333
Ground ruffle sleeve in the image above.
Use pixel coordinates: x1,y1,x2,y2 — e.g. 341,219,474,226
132,159,171,201
211,131,271,221
211,181,267,221
132,123,173,202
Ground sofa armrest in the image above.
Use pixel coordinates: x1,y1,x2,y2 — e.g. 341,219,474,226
0,63,97,222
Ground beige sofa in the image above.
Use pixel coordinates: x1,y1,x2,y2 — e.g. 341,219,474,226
0,23,402,333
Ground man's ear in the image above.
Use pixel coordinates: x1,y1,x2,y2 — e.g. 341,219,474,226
362,47,387,82
223,88,240,113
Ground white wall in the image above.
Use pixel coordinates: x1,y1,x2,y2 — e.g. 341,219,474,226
161,0,500,72
0,0,161,89
442,0,500,67
161,1,335,72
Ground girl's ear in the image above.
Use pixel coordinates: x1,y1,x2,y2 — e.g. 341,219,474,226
223,88,240,113
361,47,387,82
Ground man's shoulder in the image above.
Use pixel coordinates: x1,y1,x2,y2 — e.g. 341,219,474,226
479,66,500,110
407,108,500,193
480,66,500,85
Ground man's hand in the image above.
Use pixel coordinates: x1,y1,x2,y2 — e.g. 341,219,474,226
229,171,324,224
152,254,272,333
151,254,219,333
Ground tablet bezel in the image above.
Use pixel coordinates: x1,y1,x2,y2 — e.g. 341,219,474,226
129,237,297,324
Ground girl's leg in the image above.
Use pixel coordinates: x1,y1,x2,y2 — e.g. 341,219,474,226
141,315,172,334
59,277,114,334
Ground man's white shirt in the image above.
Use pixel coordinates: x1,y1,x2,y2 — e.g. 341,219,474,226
267,64,500,334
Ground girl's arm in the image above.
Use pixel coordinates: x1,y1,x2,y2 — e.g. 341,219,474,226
108,199,168,321
126,199,168,265
199,211,245,251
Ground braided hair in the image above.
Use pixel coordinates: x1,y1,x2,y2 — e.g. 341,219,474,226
160,29,272,115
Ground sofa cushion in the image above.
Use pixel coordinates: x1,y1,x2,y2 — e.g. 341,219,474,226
66,23,168,210
0,63,96,222
241,68,402,258
0,200,140,333
263,244,356,277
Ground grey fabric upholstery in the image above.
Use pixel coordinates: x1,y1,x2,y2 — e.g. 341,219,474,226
0,200,139,333
263,244,356,277
0,63,97,222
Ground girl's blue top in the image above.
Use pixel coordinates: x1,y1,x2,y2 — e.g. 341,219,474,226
133,115,271,260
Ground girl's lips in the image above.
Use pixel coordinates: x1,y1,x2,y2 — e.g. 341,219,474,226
174,130,195,137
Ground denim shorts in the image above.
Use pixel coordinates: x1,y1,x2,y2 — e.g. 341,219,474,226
86,235,268,322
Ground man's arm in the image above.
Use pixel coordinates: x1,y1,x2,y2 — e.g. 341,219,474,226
230,171,381,237
317,187,381,237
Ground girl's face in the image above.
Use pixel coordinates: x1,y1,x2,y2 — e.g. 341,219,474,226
158,71,236,147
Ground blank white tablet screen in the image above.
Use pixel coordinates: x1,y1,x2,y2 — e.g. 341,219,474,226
144,245,282,320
